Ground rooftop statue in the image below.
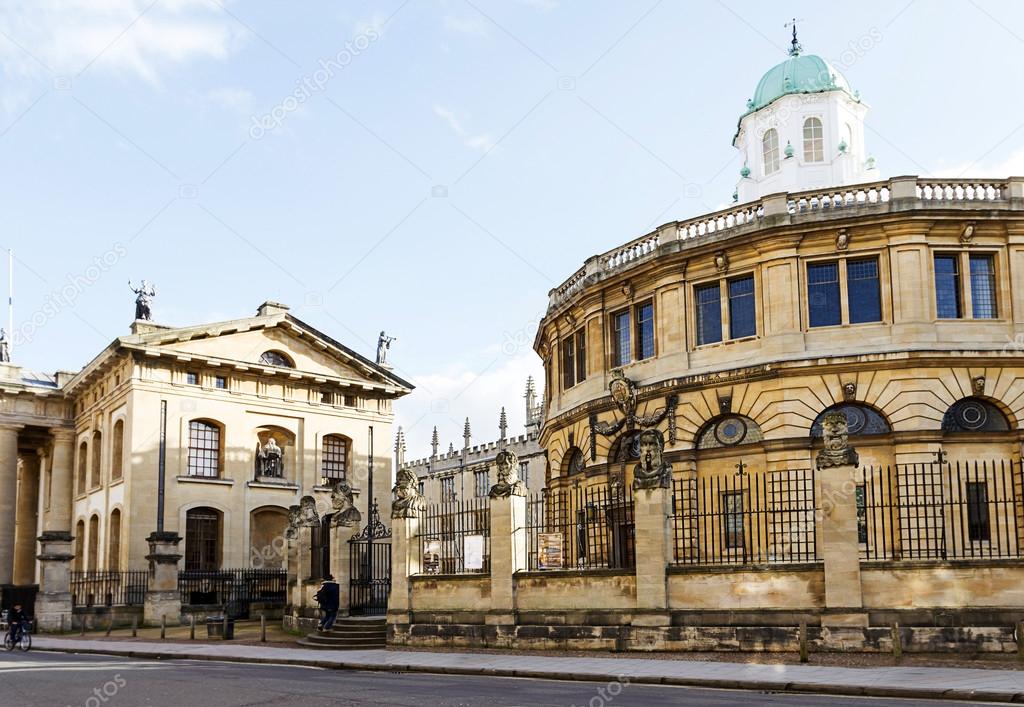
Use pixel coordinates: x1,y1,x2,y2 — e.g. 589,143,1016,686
376,331,395,365
129,280,156,321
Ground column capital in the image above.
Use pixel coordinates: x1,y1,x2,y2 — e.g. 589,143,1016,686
49,427,76,443
0,422,24,433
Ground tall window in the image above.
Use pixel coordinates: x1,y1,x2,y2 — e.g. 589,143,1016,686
321,435,348,485
562,329,586,389
111,419,124,481
728,276,756,339
87,514,99,570
695,283,722,345
966,481,990,542
77,441,88,494
934,254,962,319
108,509,122,572
802,117,824,162
611,310,631,367
762,128,780,175
847,258,882,324
808,262,841,327
185,507,221,571
519,461,530,488
635,300,655,360
187,420,221,477
722,492,745,550
440,476,456,501
74,519,85,571
91,431,102,487
969,254,997,319
475,469,489,497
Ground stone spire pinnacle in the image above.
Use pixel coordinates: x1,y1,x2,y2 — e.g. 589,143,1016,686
430,426,439,458
499,407,508,441
395,427,406,467
463,417,471,450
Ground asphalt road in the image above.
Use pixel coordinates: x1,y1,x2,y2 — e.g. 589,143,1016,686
0,650,993,707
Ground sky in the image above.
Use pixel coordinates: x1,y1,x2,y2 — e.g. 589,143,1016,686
1,0,1023,459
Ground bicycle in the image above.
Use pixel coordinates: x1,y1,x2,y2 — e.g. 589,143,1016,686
3,619,32,652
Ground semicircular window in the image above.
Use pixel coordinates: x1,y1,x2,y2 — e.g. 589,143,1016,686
259,350,294,368
696,415,764,450
942,397,1010,433
810,404,891,438
563,447,586,476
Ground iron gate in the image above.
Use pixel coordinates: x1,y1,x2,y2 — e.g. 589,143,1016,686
348,503,392,616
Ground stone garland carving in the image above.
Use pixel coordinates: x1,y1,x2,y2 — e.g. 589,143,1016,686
632,428,672,491
298,495,320,527
391,466,425,519
330,478,362,528
488,448,526,498
816,411,859,470
589,370,678,460
285,505,301,539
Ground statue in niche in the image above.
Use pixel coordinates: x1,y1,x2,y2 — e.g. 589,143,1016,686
816,411,859,469
298,495,320,527
632,428,671,490
488,448,525,498
0,328,9,363
391,466,425,519
330,479,362,528
129,280,156,321
285,505,301,540
255,436,284,478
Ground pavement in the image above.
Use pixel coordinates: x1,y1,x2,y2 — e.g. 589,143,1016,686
31,635,1024,703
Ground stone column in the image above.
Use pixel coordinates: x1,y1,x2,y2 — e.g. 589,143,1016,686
13,454,40,585
632,484,673,626
143,532,182,626
487,493,526,630
0,423,24,585
45,429,75,533
387,514,420,629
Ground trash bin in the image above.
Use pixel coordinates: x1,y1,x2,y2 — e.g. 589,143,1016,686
206,617,234,639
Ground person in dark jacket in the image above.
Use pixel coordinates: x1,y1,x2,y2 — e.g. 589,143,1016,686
6,603,28,643
314,574,340,631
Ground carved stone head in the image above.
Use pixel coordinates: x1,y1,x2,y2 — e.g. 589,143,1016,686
632,428,671,490
842,382,857,401
972,376,986,396
298,495,320,526
816,411,859,469
285,504,301,539
489,448,525,498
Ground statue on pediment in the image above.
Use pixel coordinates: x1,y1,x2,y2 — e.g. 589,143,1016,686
129,280,155,321
0,328,9,363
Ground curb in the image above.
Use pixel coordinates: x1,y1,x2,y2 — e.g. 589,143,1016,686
32,643,1024,704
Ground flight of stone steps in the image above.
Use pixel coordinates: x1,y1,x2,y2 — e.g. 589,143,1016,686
295,616,387,650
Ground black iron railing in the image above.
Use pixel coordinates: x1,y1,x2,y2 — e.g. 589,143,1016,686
70,571,148,608
178,568,287,617
417,497,490,575
859,460,1023,561
671,469,818,566
525,482,635,571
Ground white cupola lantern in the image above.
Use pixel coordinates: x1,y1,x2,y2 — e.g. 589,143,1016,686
733,27,879,203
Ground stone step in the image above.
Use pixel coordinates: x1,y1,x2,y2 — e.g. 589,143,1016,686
304,630,384,642
295,638,386,650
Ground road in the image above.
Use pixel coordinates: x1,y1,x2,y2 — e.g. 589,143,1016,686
0,650,993,706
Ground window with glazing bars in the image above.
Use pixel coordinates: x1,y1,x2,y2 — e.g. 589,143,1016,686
475,470,489,497
187,421,220,477
519,461,529,487
611,310,630,367
562,329,586,389
969,255,997,319
808,262,841,327
728,276,756,339
695,283,722,345
847,258,882,324
321,436,347,483
441,477,455,501
803,117,824,162
934,255,962,319
635,300,654,359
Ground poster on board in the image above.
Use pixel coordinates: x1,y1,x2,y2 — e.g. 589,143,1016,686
537,532,564,570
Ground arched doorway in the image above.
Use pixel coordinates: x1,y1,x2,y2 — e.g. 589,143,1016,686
250,506,288,569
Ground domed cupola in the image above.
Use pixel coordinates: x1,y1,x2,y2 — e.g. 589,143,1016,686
733,24,878,204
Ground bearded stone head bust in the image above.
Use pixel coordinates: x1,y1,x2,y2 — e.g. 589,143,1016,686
632,428,671,490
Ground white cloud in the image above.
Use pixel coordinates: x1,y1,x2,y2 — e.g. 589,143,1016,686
0,0,242,86
933,147,1024,178
432,103,496,153
396,350,544,462
442,15,489,37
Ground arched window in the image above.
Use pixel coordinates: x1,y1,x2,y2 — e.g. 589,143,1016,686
111,419,124,481
259,350,294,368
803,117,824,162
942,397,1010,433
74,519,85,571
563,447,585,476
696,415,764,449
810,403,892,438
77,441,88,494
87,514,99,570
321,434,349,485
187,420,222,477
762,128,780,175
108,509,122,572
91,430,102,487
185,507,222,571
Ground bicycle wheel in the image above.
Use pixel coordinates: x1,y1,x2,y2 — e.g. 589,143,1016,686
17,632,30,652
3,633,13,651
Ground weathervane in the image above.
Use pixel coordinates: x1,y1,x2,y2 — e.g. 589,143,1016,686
784,17,803,56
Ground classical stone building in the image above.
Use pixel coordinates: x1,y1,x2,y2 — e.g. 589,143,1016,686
0,299,410,627
387,40,1024,653
400,377,546,504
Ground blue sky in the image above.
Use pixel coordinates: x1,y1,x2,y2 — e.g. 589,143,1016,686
2,0,1023,458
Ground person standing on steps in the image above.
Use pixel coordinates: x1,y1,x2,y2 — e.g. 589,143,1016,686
314,574,340,631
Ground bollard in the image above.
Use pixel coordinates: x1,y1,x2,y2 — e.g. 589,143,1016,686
131,615,137,637
1017,621,1024,662
798,622,808,663
59,614,65,634
190,614,196,640
891,621,902,660
106,616,113,637
260,613,267,643
222,614,228,640
160,614,166,640
79,617,85,636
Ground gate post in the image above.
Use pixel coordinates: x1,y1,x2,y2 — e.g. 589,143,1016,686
143,531,182,627
35,530,74,632
330,519,361,615
387,513,420,636
632,484,673,627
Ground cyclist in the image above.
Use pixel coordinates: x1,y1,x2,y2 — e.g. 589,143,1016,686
6,603,27,644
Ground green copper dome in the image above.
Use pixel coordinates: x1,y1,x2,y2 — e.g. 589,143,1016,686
746,53,853,114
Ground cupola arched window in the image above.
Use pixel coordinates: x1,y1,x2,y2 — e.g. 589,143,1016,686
259,350,294,368
941,398,1010,433
810,403,891,438
563,447,585,476
696,415,764,449
762,128,780,175
803,117,824,162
